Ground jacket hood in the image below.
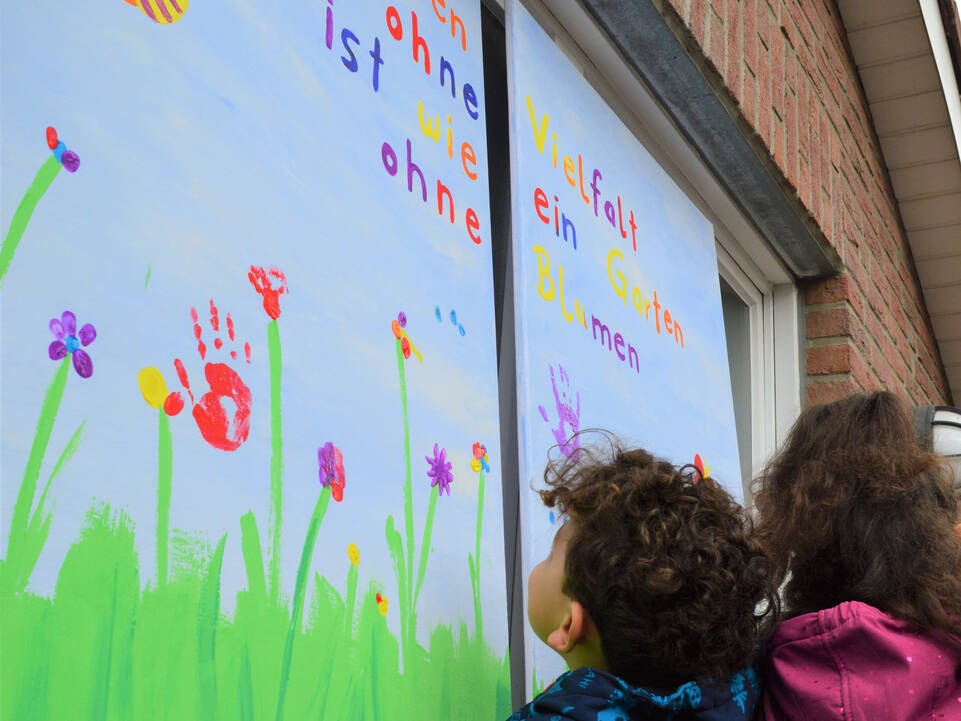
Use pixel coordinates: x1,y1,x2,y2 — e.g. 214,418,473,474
507,666,760,721
761,600,961,721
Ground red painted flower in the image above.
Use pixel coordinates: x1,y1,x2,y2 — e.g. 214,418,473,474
318,441,346,502
248,266,288,320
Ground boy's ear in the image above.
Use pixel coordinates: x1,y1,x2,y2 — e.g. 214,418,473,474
954,522,961,543
545,600,594,654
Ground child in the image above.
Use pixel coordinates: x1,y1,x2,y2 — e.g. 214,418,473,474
507,441,776,721
753,391,961,720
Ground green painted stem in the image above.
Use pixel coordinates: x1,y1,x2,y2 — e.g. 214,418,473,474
344,563,358,637
384,515,409,666
267,319,284,603
473,470,486,639
275,485,330,721
14,420,86,594
395,338,414,625
91,566,119,721
198,534,228,720
239,511,267,604
156,411,173,587
6,358,70,581
0,155,61,288
412,485,439,613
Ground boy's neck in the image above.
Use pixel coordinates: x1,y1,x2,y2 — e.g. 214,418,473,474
558,638,607,676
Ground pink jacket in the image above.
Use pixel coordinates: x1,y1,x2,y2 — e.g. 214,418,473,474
760,601,961,721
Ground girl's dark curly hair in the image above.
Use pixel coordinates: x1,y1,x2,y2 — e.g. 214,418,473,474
540,436,777,688
752,391,961,640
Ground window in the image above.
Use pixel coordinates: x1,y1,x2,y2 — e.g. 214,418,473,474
481,0,803,704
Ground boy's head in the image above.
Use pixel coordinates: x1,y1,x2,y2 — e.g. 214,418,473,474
529,441,775,689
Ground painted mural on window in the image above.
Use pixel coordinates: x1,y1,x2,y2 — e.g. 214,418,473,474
0,2,510,718
506,0,742,696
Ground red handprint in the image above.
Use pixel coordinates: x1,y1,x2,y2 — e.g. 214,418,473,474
174,300,252,451
248,266,288,320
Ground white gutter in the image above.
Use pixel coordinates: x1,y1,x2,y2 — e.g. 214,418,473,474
920,0,961,159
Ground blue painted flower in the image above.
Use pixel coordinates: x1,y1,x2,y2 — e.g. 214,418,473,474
48,310,96,378
425,443,453,496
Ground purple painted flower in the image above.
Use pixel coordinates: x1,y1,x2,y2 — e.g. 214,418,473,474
425,443,453,496
61,150,80,173
318,441,346,502
48,310,96,378
397,311,407,328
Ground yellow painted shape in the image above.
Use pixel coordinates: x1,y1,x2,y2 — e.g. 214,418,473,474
138,367,168,408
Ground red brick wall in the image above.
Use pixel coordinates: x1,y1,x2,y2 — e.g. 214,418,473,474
661,0,952,406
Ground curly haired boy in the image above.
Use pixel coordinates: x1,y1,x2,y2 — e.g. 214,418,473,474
507,440,776,721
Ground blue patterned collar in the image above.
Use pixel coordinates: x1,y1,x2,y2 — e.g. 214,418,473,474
506,665,759,721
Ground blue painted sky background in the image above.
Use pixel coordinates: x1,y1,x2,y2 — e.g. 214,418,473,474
507,0,741,689
1,0,507,645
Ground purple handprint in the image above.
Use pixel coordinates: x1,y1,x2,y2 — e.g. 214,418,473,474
537,364,581,457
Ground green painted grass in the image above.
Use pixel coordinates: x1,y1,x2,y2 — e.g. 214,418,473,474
1,503,511,720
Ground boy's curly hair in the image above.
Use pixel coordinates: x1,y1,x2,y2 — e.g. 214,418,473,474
752,391,961,640
540,437,777,688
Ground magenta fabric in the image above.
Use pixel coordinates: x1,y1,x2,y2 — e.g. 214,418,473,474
761,601,961,720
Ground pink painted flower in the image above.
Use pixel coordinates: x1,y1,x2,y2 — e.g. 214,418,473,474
48,310,96,378
318,442,346,502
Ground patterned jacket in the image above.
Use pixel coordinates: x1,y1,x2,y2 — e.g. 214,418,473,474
506,665,761,721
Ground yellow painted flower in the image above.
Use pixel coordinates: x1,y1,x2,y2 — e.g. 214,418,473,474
347,542,360,567
470,458,482,472
138,367,168,408
376,592,389,616
138,366,185,416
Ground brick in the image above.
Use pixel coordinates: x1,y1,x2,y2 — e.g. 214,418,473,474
807,343,852,375
784,45,798,93
799,158,812,209
809,101,822,218
802,0,822,37
785,0,810,47
726,0,742,97
756,46,771,143
741,65,758,127
773,116,786,167
757,2,772,49
707,8,725,76
797,76,810,161
821,188,833,241
691,0,708,48
784,88,799,188
819,113,832,191
806,306,853,338
806,378,860,405
771,22,785,116
805,273,853,304
743,0,757,72
817,49,840,108
884,343,909,385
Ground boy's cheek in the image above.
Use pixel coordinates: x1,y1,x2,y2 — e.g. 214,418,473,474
526,564,549,641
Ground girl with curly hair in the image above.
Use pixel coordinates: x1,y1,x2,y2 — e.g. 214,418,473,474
753,391,961,720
